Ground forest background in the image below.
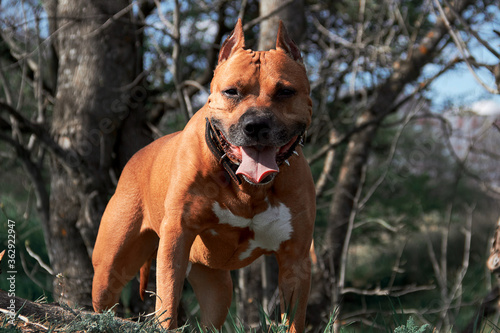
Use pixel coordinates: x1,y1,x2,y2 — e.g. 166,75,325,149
1,0,500,331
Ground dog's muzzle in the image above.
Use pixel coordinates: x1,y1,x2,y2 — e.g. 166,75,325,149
205,118,303,185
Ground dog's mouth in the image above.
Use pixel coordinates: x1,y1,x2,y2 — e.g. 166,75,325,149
213,126,301,185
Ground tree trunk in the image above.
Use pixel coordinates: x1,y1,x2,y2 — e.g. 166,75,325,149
258,0,305,51
47,0,150,308
324,0,473,317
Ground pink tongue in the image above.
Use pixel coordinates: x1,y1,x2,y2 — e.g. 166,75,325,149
236,146,279,183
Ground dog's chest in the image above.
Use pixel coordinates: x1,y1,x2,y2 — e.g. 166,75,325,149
211,201,293,260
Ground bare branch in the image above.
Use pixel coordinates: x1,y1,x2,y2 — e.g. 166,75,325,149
85,2,136,38
0,132,49,230
349,0,366,96
315,128,339,197
441,0,500,60
416,112,500,200
26,241,54,275
20,250,48,291
182,80,210,95
432,0,499,94
425,228,447,292
0,102,87,174
338,163,367,292
358,102,421,210
0,61,14,105
153,0,175,35
238,0,248,20
342,284,435,297
0,13,71,97
493,119,500,132
387,241,407,290
353,218,399,233
449,204,474,304
307,58,459,166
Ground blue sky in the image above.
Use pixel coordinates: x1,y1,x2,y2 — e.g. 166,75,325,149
430,64,500,114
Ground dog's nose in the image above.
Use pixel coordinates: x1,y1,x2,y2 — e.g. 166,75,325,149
242,117,272,140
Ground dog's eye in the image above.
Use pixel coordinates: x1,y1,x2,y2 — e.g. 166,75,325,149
222,88,239,98
276,88,296,98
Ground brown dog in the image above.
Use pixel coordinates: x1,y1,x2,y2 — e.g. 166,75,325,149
92,19,315,332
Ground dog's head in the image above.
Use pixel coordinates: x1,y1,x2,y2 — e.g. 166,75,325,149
207,19,312,185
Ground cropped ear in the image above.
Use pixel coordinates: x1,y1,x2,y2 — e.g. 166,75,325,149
275,21,302,62
218,18,245,65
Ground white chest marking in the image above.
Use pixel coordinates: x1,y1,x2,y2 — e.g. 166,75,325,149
212,201,293,260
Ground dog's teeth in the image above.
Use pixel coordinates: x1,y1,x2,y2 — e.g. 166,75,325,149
299,142,304,147
293,150,299,156
285,159,290,166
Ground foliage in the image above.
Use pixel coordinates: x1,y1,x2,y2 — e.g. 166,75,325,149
0,200,50,301
394,317,430,333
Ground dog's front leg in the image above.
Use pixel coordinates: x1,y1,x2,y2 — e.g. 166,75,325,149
276,254,312,333
155,219,197,328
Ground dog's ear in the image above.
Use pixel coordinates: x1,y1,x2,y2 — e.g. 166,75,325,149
218,18,245,64
275,21,302,63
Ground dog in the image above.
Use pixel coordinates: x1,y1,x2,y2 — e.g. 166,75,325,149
92,19,315,332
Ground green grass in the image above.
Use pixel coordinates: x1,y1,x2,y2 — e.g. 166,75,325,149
2,301,500,333
0,310,453,333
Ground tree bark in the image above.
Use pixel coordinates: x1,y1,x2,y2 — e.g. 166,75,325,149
47,0,150,308
0,289,77,324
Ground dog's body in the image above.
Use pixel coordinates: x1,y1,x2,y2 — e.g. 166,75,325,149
92,20,315,332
